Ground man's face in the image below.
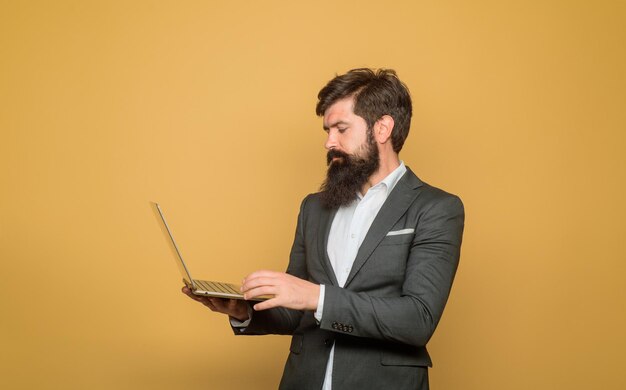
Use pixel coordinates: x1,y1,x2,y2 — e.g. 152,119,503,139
322,97,370,161
319,97,380,209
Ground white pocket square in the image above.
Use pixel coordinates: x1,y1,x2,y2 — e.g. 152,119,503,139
386,228,415,236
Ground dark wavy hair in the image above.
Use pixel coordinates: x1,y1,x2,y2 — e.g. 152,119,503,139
315,68,413,153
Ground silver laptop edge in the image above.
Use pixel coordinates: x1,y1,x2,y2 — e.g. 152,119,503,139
152,202,196,289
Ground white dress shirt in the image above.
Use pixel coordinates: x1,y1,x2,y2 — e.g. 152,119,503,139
316,162,407,390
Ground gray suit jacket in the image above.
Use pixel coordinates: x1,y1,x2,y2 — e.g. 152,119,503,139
235,168,464,390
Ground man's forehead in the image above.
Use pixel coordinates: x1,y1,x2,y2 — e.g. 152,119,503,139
323,97,356,128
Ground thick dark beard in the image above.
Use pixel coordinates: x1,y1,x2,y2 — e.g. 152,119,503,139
319,137,380,209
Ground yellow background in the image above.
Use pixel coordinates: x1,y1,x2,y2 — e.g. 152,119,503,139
1,1,625,389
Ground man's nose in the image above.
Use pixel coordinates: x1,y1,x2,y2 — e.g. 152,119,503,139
325,131,338,150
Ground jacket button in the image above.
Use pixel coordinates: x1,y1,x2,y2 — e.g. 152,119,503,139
348,326,353,333
332,322,338,329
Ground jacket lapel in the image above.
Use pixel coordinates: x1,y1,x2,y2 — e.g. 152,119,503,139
317,205,339,286
344,168,423,288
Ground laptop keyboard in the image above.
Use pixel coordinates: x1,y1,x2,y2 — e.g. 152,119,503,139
195,279,241,295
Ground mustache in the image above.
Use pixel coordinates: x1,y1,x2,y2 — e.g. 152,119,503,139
326,149,350,165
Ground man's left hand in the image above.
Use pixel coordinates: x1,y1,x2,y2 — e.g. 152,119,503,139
241,270,320,312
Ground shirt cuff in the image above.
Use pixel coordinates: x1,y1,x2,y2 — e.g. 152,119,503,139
314,284,325,323
229,305,253,331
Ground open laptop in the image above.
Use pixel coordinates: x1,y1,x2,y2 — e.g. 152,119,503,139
152,202,269,301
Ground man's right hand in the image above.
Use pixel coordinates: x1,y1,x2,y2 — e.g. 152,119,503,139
181,286,249,322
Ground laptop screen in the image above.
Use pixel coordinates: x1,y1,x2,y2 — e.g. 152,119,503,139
151,202,194,287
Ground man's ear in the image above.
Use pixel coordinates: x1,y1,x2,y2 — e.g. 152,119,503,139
374,115,395,144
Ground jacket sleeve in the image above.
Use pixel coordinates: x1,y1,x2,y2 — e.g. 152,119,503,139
232,195,311,336
318,194,465,347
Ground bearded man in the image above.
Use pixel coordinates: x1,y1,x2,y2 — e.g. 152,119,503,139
183,68,465,390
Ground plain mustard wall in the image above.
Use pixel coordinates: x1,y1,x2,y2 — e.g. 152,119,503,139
1,1,625,389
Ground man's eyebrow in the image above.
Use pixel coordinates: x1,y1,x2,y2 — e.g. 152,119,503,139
323,120,350,131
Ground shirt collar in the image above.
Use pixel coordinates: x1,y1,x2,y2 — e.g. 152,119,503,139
357,161,407,199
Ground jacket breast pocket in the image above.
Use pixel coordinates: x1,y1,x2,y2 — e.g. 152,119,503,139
378,232,414,246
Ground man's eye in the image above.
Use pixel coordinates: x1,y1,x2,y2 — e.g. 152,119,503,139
338,128,347,133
